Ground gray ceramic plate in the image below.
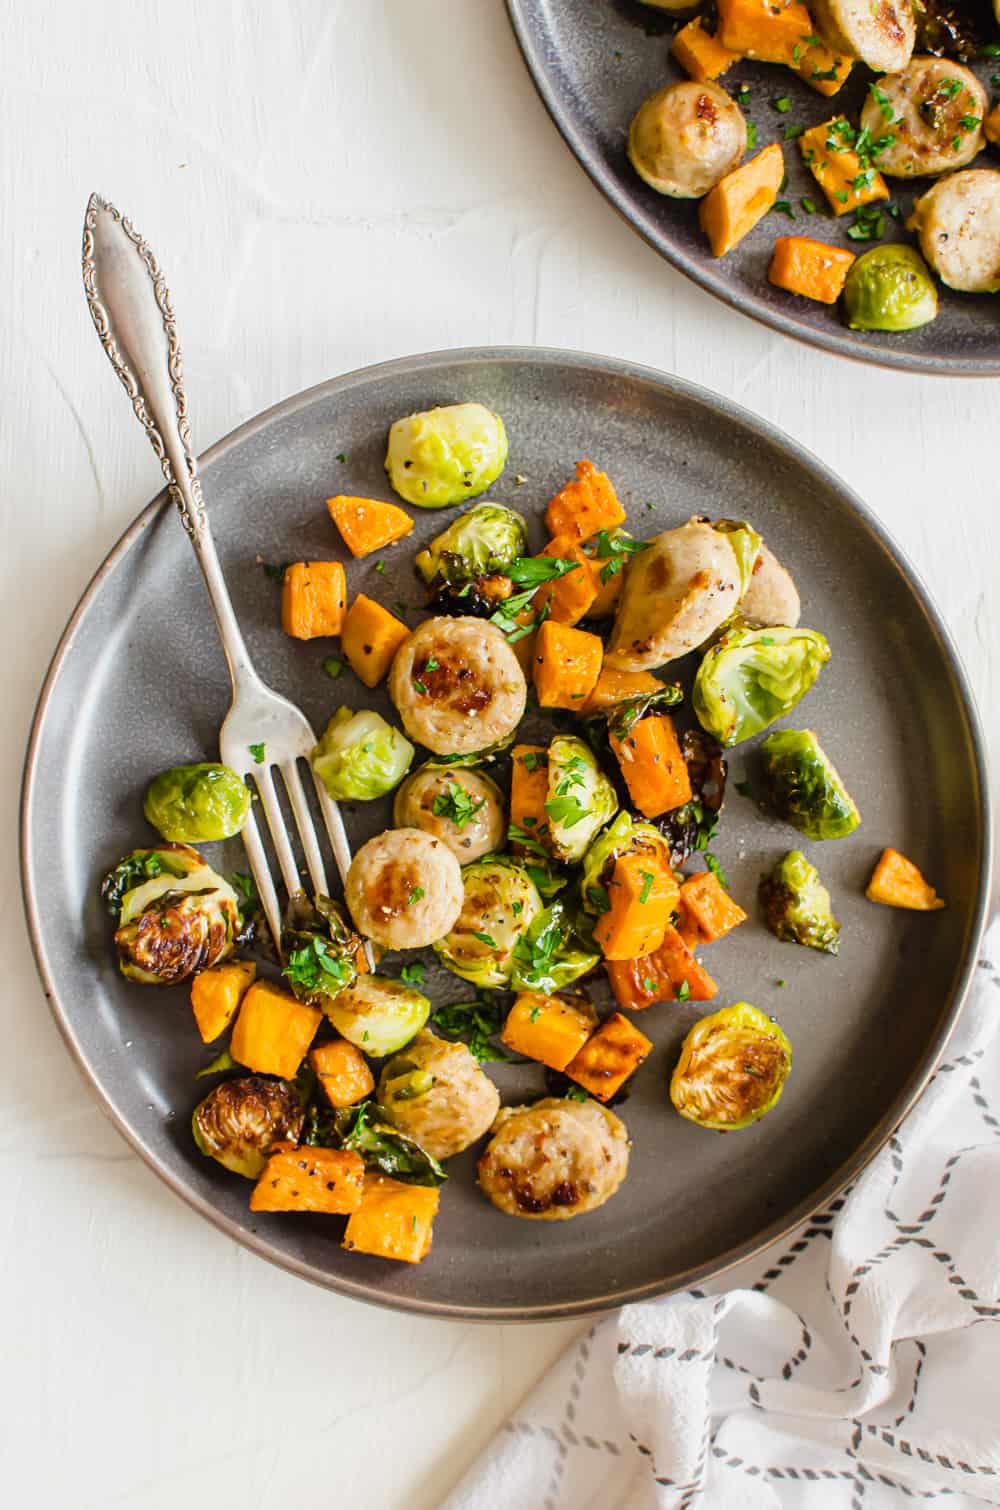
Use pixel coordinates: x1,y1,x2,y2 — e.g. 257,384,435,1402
21,348,990,1320
507,0,1000,376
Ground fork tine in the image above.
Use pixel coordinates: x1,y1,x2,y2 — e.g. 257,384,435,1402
310,768,356,888
239,808,283,951
252,765,301,897
280,760,329,898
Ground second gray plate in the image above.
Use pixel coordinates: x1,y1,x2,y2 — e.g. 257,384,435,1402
21,348,990,1318
508,0,1000,376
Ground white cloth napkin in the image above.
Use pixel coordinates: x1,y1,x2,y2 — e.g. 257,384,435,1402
444,921,1000,1510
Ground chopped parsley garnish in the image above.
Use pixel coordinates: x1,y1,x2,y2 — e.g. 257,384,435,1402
705,852,730,891
544,793,588,829
677,979,691,1002
520,750,545,773
431,993,512,1063
432,781,487,830
776,979,786,988
638,870,655,905
784,123,806,141
508,820,548,857
869,83,894,121
322,656,343,679
588,530,650,583
283,936,353,995
400,962,427,987
249,742,266,764
505,555,579,589
412,678,428,695
374,560,386,574
260,560,289,583
490,584,550,643
473,930,497,947
642,977,656,993
772,96,791,113
745,119,758,150
336,451,347,463
587,883,612,916
735,85,751,107
407,887,426,908
847,203,888,241
529,1006,541,1023
800,196,819,215
772,200,795,218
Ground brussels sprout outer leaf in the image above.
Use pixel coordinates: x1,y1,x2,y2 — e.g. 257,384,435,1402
307,1099,447,1186
711,520,763,595
670,1003,791,1130
192,1075,306,1178
100,844,196,918
430,991,514,1063
414,503,528,587
143,762,252,843
693,626,830,746
544,736,619,863
759,850,840,954
759,729,860,840
311,707,415,802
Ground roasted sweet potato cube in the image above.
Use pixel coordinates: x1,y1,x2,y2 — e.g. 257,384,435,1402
581,667,662,714
768,236,856,304
501,991,597,1071
866,848,945,911
281,561,347,639
342,1173,440,1263
594,854,680,961
606,924,718,1010
534,538,600,625
190,959,256,1043
533,621,603,710
309,1038,375,1107
672,16,741,81
230,980,322,1080
565,1013,653,1102
678,872,748,943
509,744,551,857
340,593,409,688
799,119,888,217
326,495,413,557
249,1146,365,1214
611,712,692,818
545,460,626,542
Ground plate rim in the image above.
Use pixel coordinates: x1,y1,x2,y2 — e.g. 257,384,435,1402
505,0,1000,380
20,343,994,1321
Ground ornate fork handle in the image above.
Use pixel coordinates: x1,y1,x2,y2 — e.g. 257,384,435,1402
81,193,256,686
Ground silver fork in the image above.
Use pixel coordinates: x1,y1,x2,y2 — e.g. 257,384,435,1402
81,193,358,955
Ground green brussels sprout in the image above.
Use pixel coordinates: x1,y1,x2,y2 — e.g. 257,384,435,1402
385,402,508,508
414,503,528,589
510,898,602,994
281,894,363,1006
434,857,544,987
759,850,840,954
545,736,619,864
693,625,830,747
759,729,860,840
304,1099,447,1186
101,843,240,985
192,1075,305,1178
656,729,727,867
670,1004,792,1130
325,975,431,1058
842,245,938,333
142,762,251,843
712,519,763,596
580,812,672,916
311,707,414,802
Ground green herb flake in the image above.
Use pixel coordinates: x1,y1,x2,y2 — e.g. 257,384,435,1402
260,561,289,583
869,83,894,121
249,742,266,764
800,196,818,214
473,930,497,947
746,120,758,150
736,85,751,106
432,781,487,830
772,200,795,219
336,452,347,463
642,977,656,993
374,560,386,574
776,978,786,988
506,555,579,589
529,1006,541,1023
773,96,792,113
407,887,426,908
400,962,427,987
784,123,806,141
638,870,655,905
677,979,691,1002
322,656,343,679
705,852,730,892
412,679,428,695
734,779,754,799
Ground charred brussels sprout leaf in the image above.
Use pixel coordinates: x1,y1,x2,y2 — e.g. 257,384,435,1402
544,736,619,864
657,729,728,867
584,684,684,757
414,503,528,590
510,898,601,994
430,990,514,1063
580,812,672,915
670,1003,792,1130
426,731,517,769
104,843,240,985
759,729,860,840
693,625,830,746
434,858,543,987
326,975,431,1057
759,850,840,954
386,402,508,508
311,707,414,802
309,1100,447,1186
143,762,251,843
281,894,361,1007
711,519,763,595
192,1075,305,1178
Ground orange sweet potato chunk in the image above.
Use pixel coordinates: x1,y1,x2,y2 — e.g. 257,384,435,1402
500,991,596,1071
534,538,600,625
281,561,347,639
309,1039,375,1108
672,16,741,81
250,1146,365,1215
545,460,626,542
533,620,603,710
678,872,748,943
699,144,785,258
326,495,413,557
610,713,692,818
565,1013,653,1102
341,594,409,688
768,236,856,303
866,848,946,911
342,1173,440,1263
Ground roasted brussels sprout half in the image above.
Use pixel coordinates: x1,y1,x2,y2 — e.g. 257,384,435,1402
281,894,362,1007
325,975,431,1058
842,246,938,333
693,625,830,747
433,857,543,987
759,850,840,955
102,843,240,985
311,707,414,802
143,762,251,843
544,736,619,864
192,1075,305,1178
305,1099,447,1186
385,402,508,508
759,729,860,841
510,899,601,994
670,1004,792,1130
414,503,528,592
580,811,672,916
656,729,727,867
711,519,763,596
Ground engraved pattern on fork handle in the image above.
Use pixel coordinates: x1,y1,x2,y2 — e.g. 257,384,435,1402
82,193,207,540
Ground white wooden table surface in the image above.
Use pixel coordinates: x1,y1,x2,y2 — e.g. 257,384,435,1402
3,3,996,1506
